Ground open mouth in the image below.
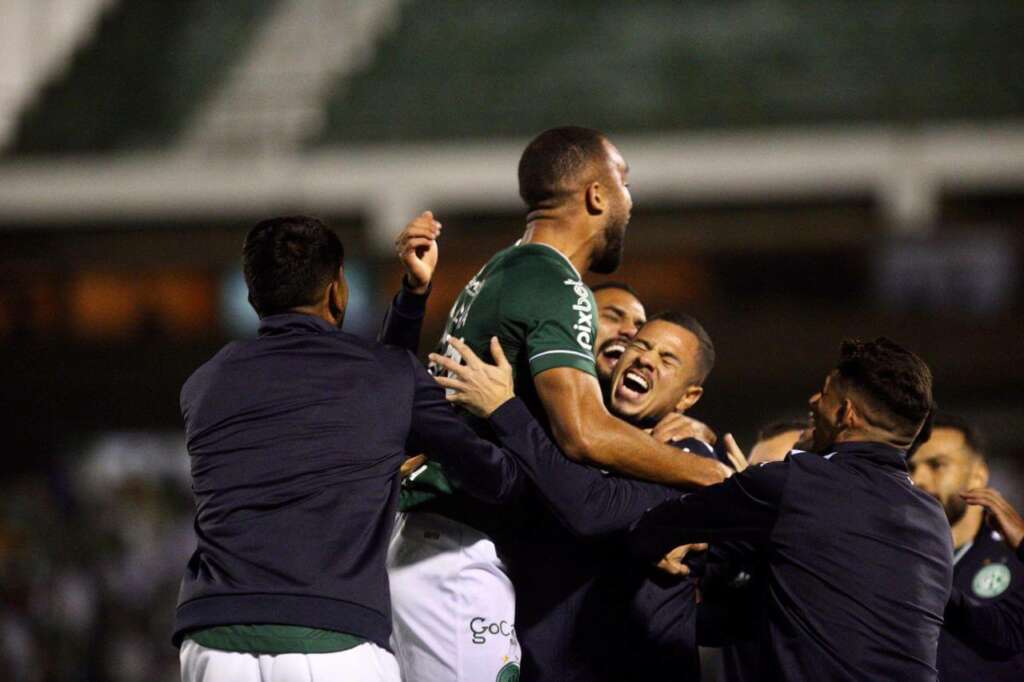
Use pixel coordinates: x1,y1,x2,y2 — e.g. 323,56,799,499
616,367,651,402
600,341,627,366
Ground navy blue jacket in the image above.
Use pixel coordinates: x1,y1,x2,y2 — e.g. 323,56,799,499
627,442,954,681
939,523,1024,680
173,303,518,649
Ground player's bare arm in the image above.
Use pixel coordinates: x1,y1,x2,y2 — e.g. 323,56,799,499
534,367,728,487
437,338,728,487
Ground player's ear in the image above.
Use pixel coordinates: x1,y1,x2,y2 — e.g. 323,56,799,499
674,385,703,413
836,398,855,429
584,181,604,216
327,267,349,324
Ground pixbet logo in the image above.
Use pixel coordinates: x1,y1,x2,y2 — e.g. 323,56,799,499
564,278,593,351
469,617,515,644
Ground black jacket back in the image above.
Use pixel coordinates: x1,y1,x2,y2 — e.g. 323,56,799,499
174,313,518,648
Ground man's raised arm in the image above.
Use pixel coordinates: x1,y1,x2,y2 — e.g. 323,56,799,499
378,211,440,350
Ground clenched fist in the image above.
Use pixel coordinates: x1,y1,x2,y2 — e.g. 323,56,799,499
395,211,441,294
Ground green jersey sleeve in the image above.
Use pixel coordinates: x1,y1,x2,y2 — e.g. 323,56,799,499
501,256,598,378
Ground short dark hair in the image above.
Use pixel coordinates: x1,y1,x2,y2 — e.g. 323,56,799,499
835,337,933,439
644,311,715,383
756,418,809,444
931,412,987,457
591,280,641,300
518,126,609,212
242,216,345,318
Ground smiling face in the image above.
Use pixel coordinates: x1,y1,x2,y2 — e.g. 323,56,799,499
593,287,646,383
804,372,846,452
609,319,704,426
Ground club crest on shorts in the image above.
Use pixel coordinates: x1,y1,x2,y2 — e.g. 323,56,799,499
972,562,1011,598
496,662,520,682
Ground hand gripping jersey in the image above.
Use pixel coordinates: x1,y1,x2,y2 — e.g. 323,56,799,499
400,242,598,513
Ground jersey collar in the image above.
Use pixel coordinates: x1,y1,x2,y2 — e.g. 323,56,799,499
515,239,583,280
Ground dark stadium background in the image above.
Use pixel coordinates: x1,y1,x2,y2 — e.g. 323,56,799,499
0,1,1022,679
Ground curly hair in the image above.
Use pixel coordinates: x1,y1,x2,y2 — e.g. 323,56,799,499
836,337,933,436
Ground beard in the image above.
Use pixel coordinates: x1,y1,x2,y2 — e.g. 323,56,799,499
589,212,628,275
805,418,839,454
942,493,968,525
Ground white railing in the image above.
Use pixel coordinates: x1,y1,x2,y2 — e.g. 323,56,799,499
1,123,1023,253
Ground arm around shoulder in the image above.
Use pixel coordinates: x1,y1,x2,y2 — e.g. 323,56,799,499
404,352,523,504
534,366,728,487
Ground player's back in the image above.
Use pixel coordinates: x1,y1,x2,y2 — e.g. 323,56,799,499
175,312,414,647
765,445,954,681
402,241,597,525
434,241,597,422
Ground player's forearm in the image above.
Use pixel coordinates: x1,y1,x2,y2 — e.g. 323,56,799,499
566,412,726,487
627,475,780,563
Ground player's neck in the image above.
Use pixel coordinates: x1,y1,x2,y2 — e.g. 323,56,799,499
521,220,591,275
952,505,984,550
289,301,343,329
832,427,911,451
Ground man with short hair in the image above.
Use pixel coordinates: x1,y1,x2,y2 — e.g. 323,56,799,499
445,336,953,681
174,215,521,681
590,281,646,391
910,414,1024,680
606,311,713,427
389,127,726,682
625,337,953,681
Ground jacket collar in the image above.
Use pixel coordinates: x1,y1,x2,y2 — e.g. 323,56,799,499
258,312,338,336
826,441,909,470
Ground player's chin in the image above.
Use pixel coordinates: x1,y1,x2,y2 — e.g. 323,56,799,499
610,392,646,417
597,357,616,378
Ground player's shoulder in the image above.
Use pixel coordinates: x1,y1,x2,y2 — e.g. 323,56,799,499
328,329,417,376
496,245,590,311
500,242,581,279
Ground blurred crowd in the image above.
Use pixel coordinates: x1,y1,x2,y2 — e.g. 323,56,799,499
0,434,193,682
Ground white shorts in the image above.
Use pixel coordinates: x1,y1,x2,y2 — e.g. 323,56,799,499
388,512,520,682
179,639,400,682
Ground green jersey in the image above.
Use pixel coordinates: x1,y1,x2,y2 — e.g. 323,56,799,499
401,242,598,512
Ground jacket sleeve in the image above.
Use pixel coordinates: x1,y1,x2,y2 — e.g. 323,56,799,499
626,462,788,564
629,573,698,656
405,353,524,505
488,398,679,538
944,582,1024,653
377,283,430,352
